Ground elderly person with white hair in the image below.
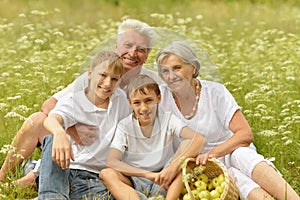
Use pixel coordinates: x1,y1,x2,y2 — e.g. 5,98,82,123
156,41,299,200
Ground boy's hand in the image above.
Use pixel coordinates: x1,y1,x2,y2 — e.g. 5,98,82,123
52,133,74,169
154,164,178,191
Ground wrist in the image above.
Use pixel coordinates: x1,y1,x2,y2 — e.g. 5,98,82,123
209,147,220,158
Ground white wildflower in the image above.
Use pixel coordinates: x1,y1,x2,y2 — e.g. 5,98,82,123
23,24,35,31
7,50,17,54
284,140,293,145
256,104,267,110
17,35,28,42
55,71,66,74
0,144,15,154
35,39,45,44
286,76,295,81
257,130,279,136
281,136,289,140
196,15,203,20
18,13,26,18
13,65,24,69
54,8,61,13
4,111,26,121
7,95,21,100
2,72,10,77
266,157,275,162
30,10,48,16
177,18,185,24
17,105,31,113
53,31,64,37
0,103,8,110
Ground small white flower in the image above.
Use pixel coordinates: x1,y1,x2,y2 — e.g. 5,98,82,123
18,13,26,18
2,72,10,77
7,95,21,100
53,31,64,37
35,39,45,44
284,140,292,145
196,15,203,20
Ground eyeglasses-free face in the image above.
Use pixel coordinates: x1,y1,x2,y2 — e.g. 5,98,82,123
160,54,195,92
115,30,150,72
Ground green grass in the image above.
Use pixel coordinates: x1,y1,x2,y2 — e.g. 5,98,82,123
0,0,299,199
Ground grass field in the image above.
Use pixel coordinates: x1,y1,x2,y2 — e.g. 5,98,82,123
0,0,299,199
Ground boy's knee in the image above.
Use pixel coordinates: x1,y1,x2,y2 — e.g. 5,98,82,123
99,168,116,181
28,112,47,125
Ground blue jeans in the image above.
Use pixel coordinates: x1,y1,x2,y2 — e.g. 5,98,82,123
38,135,111,200
130,176,166,199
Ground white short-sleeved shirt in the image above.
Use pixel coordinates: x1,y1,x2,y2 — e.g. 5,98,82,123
159,80,240,154
49,87,131,173
53,67,163,100
110,111,186,172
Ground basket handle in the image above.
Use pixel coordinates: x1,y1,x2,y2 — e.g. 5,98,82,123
182,158,196,200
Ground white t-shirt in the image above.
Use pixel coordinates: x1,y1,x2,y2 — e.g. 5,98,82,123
110,111,186,172
159,80,240,154
53,67,163,100
49,87,131,173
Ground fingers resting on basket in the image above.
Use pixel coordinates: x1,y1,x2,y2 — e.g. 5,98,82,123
196,152,216,165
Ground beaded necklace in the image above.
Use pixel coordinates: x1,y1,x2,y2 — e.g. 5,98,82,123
173,79,201,120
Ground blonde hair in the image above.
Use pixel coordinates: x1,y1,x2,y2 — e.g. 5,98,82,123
91,51,124,76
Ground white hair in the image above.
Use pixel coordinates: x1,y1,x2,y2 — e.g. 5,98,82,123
156,41,201,78
117,19,157,49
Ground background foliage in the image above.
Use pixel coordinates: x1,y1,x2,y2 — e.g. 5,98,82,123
0,0,299,198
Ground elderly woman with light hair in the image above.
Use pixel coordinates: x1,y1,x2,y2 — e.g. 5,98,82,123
156,41,299,200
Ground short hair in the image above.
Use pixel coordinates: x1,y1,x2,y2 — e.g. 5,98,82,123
117,19,157,49
91,51,124,76
127,74,160,99
156,41,201,78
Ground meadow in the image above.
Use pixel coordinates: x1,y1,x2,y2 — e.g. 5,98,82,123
0,0,299,199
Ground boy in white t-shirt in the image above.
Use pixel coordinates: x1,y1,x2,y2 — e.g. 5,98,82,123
99,75,207,200
38,51,131,199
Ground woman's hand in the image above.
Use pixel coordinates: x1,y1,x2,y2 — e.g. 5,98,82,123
196,152,216,165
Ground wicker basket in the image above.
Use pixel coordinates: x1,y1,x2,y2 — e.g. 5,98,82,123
181,157,239,200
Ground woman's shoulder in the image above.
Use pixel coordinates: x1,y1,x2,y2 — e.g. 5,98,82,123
200,79,224,88
200,80,227,93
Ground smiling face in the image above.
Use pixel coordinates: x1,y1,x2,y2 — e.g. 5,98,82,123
129,87,161,127
160,54,195,92
115,29,150,72
87,59,123,107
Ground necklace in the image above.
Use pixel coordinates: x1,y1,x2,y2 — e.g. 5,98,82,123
173,79,201,120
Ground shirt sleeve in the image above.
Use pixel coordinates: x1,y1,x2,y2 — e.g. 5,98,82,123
49,94,77,129
52,72,88,100
168,113,187,138
214,84,240,129
110,121,128,153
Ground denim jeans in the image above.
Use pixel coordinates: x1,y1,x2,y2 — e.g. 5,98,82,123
38,135,111,200
130,176,166,200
